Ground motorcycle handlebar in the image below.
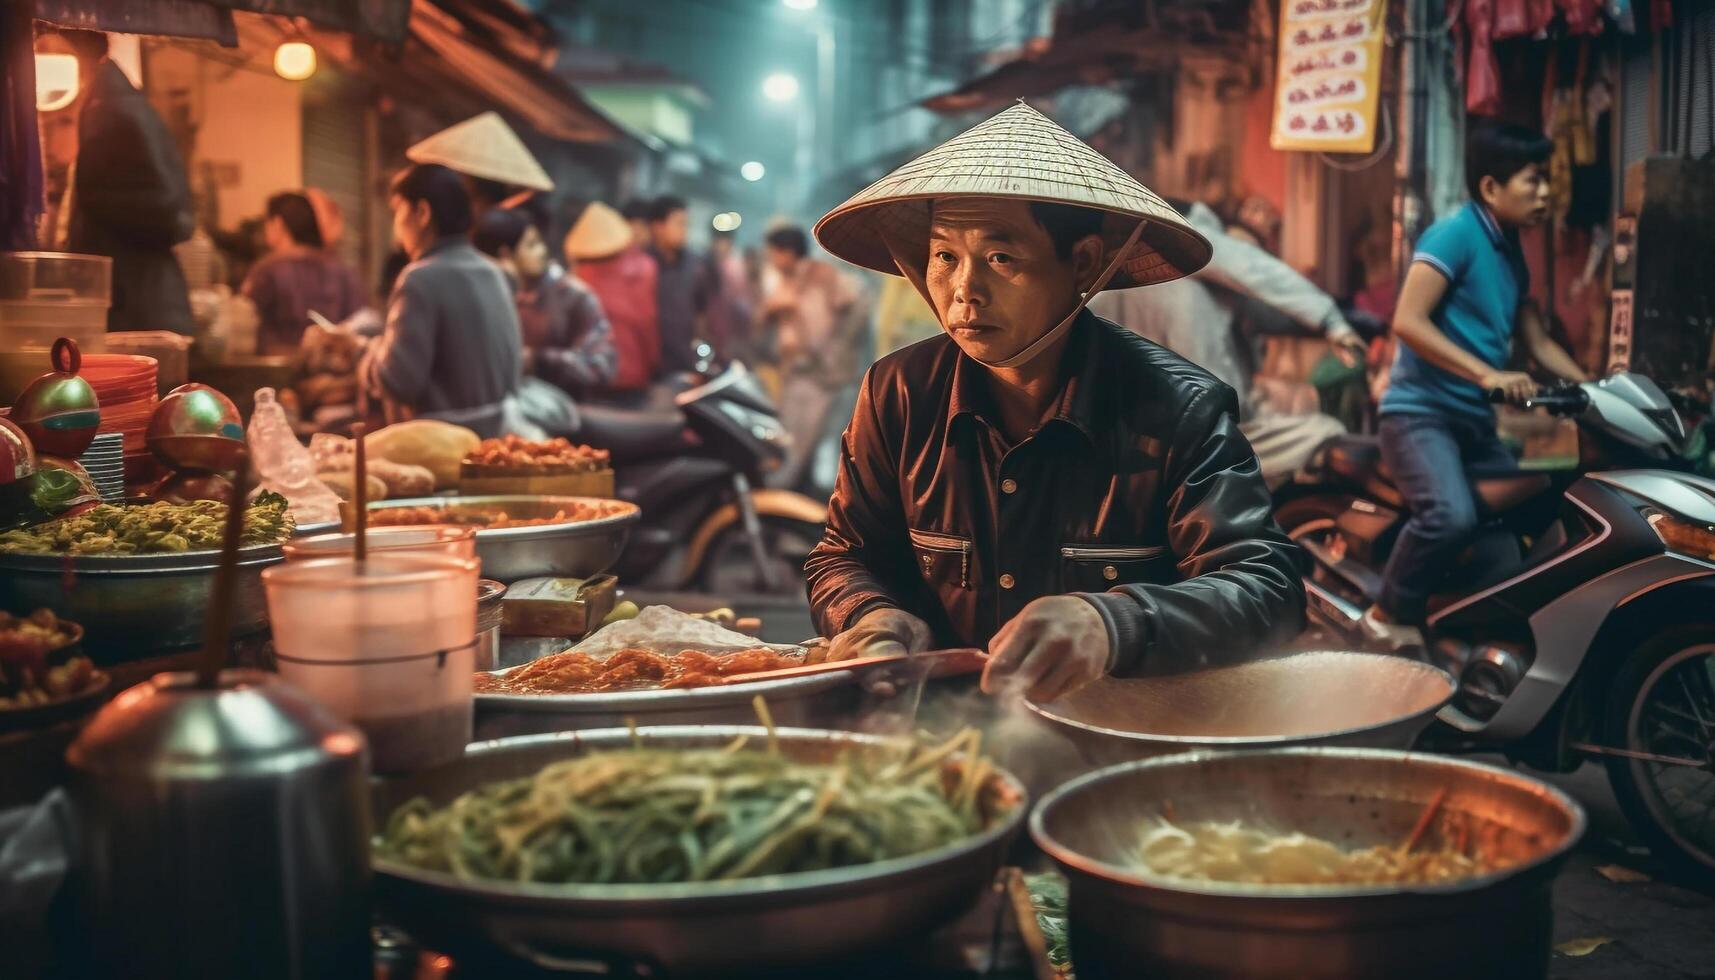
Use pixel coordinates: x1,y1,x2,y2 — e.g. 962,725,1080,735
1486,385,1589,414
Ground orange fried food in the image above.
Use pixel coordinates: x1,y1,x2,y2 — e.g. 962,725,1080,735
478,646,801,694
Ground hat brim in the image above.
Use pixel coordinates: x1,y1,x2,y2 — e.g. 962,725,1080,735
814,193,1211,291
564,202,633,261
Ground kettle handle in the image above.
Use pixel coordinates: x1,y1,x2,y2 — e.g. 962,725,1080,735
52,337,82,376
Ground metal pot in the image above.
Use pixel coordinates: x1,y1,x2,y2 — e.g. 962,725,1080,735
64,669,372,979
1031,748,1585,980
359,495,639,582
0,543,281,655
371,725,1026,976
473,668,861,739
1026,650,1455,767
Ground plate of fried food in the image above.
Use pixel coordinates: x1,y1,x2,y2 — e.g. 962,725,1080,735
0,609,109,731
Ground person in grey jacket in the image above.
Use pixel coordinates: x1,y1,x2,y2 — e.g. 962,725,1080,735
361,164,524,438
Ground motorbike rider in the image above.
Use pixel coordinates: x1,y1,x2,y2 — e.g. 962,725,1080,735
803,104,1305,702
1364,119,1588,643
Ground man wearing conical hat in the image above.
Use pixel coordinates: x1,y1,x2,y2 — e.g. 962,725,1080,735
804,104,1305,701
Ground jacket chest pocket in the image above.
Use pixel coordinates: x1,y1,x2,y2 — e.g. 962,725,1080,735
909,529,971,589
1060,544,1174,592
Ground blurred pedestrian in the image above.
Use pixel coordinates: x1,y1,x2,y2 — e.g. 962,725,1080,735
565,200,661,399
761,224,868,487
242,191,369,354
361,164,526,438
703,227,754,362
621,198,652,250
62,29,195,334
646,195,711,375
475,206,616,399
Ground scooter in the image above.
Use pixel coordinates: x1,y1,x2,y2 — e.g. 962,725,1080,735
577,354,827,595
1276,372,1715,878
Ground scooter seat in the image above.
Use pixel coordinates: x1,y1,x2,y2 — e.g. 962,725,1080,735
577,403,697,462
1317,435,1547,516
1320,436,1404,508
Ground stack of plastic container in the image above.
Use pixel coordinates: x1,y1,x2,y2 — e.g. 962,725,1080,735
79,353,160,488
0,252,110,353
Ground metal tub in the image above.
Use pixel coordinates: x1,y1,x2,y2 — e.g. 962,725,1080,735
474,669,862,739
363,496,639,582
0,543,281,654
371,725,1027,976
1031,748,1585,980
1026,650,1455,767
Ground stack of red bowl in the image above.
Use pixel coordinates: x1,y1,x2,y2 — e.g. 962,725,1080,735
79,354,159,488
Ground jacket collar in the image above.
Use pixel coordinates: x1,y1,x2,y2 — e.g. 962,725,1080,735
949,308,1103,451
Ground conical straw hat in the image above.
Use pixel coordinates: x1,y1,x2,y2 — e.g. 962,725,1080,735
407,111,554,192
563,201,633,261
815,102,1209,290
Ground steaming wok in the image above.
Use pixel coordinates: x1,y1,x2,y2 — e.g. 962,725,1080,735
1026,651,1455,767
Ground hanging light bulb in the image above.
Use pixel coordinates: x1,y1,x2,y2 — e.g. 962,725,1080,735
273,42,317,82
35,53,79,111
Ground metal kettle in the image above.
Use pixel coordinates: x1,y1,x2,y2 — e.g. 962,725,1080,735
64,669,372,979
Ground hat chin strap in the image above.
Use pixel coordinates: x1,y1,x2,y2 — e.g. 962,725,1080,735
887,218,1148,371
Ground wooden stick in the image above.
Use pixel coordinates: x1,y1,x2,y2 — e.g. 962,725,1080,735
199,450,254,689
1401,787,1449,855
351,422,368,563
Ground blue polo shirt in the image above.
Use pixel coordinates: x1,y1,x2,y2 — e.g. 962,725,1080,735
1380,202,1529,421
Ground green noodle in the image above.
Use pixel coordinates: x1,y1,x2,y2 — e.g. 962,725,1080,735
375,728,995,886
0,492,293,555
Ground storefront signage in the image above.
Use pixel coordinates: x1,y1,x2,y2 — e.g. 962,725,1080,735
1270,0,1389,154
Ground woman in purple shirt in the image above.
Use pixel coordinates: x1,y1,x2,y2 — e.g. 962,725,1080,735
241,191,369,354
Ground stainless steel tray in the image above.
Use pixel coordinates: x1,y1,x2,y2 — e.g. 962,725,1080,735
363,495,639,582
371,725,1027,976
0,542,284,653
474,663,860,738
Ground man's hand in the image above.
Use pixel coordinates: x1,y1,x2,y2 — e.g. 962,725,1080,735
1480,370,1536,406
981,596,1110,703
812,606,931,664
1327,325,1368,368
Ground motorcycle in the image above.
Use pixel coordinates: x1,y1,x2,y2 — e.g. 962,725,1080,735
1276,372,1715,879
577,352,827,595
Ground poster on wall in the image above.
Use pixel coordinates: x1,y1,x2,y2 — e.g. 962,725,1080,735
1269,0,1389,154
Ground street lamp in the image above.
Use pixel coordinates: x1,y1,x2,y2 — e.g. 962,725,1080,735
741,161,767,182
273,41,317,81
761,72,800,103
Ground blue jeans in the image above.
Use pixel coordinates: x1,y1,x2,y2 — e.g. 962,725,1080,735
1376,412,1519,623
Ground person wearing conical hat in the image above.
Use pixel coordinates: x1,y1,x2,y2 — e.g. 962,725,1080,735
803,103,1306,701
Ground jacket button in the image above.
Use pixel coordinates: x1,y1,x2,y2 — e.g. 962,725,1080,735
999,573,1015,589
1103,565,1119,581
1001,478,1017,494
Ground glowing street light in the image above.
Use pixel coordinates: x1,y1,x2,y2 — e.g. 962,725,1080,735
761,72,800,103
741,161,767,182
273,41,317,81
783,0,818,9
712,212,743,233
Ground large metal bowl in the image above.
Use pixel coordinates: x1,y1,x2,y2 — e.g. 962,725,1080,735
0,543,282,654
363,495,638,582
1032,748,1585,980
474,668,862,738
1027,650,1455,768
371,725,1027,975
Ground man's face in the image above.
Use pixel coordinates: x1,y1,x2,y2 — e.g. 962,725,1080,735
390,195,433,260
764,244,796,275
1481,162,1550,228
652,209,689,252
924,199,1097,364
514,225,549,280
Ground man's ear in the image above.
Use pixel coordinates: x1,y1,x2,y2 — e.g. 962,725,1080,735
1476,174,1501,208
1072,233,1107,293
413,199,433,231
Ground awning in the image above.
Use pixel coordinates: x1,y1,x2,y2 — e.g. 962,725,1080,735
922,0,1252,114
32,0,411,45
230,1,625,144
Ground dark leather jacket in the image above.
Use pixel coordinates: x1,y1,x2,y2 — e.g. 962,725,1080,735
805,311,1306,676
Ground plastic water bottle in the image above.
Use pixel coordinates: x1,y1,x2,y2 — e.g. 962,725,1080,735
248,388,342,525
